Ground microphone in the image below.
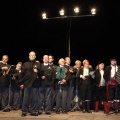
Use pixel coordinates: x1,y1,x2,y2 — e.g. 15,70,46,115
11,65,15,67
33,65,38,78
58,81,63,84
33,65,37,70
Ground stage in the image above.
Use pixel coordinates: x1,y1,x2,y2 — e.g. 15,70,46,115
0,110,119,120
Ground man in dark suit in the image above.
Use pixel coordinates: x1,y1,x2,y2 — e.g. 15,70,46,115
0,55,11,111
19,51,41,116
77,59,94,113
72,60,82,111
64,57,74,112
48,55,57,111
38,55,55,115
55,58,69,114
10,62,22,110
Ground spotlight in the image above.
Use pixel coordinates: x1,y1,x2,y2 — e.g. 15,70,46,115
74,7,79,13
42,12,47,19
91,8,96,15
59,9,65,16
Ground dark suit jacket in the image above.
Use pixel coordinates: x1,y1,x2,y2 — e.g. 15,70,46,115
64,65,74,86
103,66,111,83
0,62,11,87
77,67,94,85
104,65,120,83
94,69,106,86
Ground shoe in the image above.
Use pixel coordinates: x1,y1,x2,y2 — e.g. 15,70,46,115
3,108,11,112
94,110,98,112
30,113,38,116
19,105,22,109
21,113,27,117
105,109,109,114
104,110,108,114
45,112,51,115
12,107,18,110
114,110,119,114
82,109,86,113
38,110,43,115
70,109,75,112
62,110,67,114
67,108,71,112
87,110,92,113
51,107,56,111
56,110,60,114
38,112,42,115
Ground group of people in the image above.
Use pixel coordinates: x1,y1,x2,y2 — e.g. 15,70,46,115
0,51,120,117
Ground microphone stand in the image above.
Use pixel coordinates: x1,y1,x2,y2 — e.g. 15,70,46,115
71,69,81,111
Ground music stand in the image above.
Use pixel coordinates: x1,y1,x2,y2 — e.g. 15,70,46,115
3,65,16,112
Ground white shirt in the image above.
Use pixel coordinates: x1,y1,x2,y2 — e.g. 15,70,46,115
111,65,118,78
1,61,7,65
49,63,53,65
100,70,106,86
83,67,89,76
16,68,21,73
44,63,48,66
65,64,69,66
60,65,64,67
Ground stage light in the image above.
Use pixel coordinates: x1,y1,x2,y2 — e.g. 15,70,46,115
74,7,79,13
91,8,96,15
42,13,47,19
41,6,97,58
59,9,65,16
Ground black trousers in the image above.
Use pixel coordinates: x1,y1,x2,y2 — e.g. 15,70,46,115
95,86,107,101
67,85,74,110
10,87,20,108
80,84,93,101
0,87,9,109
108,85,119,101
50,87,56,110
22,87,38,114
56,88,67,111
38,87,52,113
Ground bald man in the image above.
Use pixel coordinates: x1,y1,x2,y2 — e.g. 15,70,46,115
19,51,41,116
38,55,55,115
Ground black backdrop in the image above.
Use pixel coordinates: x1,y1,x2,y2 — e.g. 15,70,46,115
0,0,120,69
